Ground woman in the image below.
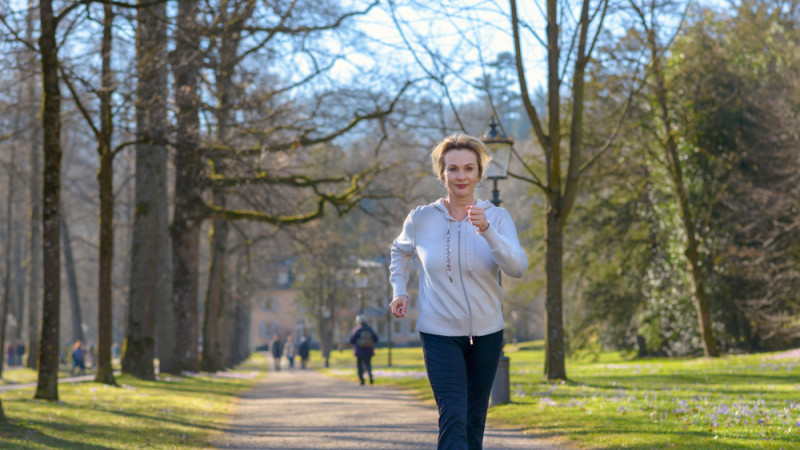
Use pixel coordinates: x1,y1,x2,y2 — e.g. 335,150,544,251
389,134,527,449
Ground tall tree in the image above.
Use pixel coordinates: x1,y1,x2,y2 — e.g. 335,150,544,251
35,0,64,401
93,2,119,385
170,0,205,374
630,0,718,357
200,1,254,373
122,0,170,380
510,0,612,379
61,213,84,345
0,146,17,379
25,0,43,372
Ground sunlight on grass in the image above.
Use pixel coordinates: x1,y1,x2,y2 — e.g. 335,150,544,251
330,341,800,448
0,353,267,449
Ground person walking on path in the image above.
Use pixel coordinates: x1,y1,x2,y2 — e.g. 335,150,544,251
349,315,378,385
297,336,310,369
284,335,296,370
270,334,283,371
71,340,86,376
16,341,25,367
389,134,528,449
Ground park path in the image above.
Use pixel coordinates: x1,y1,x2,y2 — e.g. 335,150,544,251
215,364,560,449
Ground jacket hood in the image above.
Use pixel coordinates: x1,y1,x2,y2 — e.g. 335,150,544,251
432,198,494,219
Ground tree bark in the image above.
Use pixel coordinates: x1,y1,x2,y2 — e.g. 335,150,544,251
122,0,170,379
95,3,118,386
61,213,84,345
544,206,567,380
171,0,205,373
25,0,42,372
201,216,228,372
35,0,62,401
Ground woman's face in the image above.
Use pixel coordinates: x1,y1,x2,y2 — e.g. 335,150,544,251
442,148,480,199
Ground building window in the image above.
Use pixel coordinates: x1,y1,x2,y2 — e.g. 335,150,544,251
394,320,402,334
259,296,279,311
259,322,269,338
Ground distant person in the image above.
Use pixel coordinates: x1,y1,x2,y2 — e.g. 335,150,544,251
71,340,86,376
284,335,296,370
16,341,25,367
7,342,15,367
298,336,310,369
270,334,283,371
349,315,378,385
389,134,528,449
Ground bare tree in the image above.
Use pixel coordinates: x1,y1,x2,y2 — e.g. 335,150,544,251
35,0,65,401
61,213,84,346
509,0,612,379
25,0,43,372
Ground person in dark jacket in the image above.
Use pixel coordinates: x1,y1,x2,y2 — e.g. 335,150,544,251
270,334,283,371
298,336,310,369
349,315,378,385
71,340,86,376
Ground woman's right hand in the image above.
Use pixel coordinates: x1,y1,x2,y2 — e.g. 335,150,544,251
389,295,409,318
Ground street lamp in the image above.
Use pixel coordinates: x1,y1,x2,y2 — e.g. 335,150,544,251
481,115,513,207
354,266,368,314
481,115,513,406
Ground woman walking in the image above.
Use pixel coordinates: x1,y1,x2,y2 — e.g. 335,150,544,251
389,134,528,449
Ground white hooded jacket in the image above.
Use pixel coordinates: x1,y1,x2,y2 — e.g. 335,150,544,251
390,199,528,338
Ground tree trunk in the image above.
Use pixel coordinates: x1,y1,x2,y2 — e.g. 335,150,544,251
122,0,169,379
13,223,27,342
61,214,84,345
544,206,567,380
25,0,42,372
200,216,228,372
95,3,117,386
0,146,16,379
35,0,62,401
171,0,204,373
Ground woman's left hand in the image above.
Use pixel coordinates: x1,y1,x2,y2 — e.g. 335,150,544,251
467,205,489,233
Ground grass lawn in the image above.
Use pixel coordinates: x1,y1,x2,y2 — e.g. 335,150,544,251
0,353,266,449
320,341,800,448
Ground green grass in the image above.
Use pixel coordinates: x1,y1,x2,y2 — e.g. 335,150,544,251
320,342,800,448
0,354,266,449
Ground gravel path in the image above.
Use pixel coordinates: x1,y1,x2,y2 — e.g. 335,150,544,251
215,367,559,449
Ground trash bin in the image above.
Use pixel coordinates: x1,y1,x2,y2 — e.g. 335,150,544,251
490,354,510,406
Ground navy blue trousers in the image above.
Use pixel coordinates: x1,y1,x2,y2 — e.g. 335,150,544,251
420,330,504,450
356,355,373,383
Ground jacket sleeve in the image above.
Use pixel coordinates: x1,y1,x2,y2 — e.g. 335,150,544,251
389,209,416,298
479,208,528,278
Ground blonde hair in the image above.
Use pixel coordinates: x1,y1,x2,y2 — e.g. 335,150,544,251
430,134,492,182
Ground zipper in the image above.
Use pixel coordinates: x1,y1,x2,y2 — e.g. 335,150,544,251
457,220,474,345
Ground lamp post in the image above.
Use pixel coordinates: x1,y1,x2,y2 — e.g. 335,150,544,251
481,115,513,407
481,115,513,208
354,266,368,314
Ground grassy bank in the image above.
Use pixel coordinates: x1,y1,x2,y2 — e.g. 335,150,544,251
0,354,266,449
320,342,800,448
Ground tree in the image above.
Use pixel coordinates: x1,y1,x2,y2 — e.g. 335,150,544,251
35,0,64,401
61,213,84,346
122,0,170,380
630,0,719,357
25,0,43,372
510,0,613,379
